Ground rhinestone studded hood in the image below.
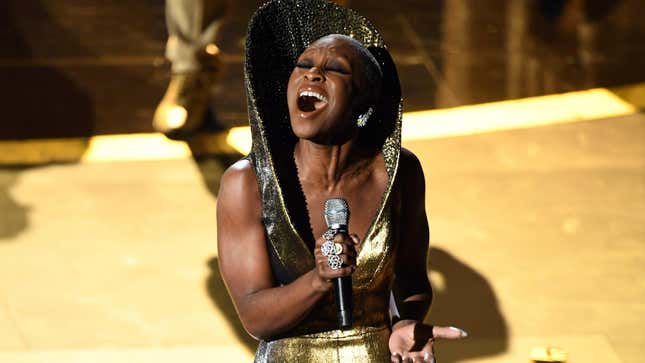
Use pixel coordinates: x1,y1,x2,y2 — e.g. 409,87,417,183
245,0,402,265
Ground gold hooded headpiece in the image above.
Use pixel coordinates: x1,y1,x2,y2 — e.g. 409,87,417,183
245,0,402,279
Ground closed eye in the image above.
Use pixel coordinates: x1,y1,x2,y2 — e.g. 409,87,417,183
326,66,350,74
296,62,313,69
295,60,349,74
325,61,350,74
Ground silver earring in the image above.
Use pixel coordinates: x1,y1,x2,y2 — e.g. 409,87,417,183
357,107,373,127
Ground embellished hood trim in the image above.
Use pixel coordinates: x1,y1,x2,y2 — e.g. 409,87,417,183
244,0,402,279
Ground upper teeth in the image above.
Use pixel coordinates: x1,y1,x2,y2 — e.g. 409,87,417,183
299,90,327,103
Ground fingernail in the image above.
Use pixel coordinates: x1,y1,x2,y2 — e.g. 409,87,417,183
449,326,468,337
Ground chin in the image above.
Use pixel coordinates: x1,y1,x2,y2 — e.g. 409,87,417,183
291,123,320,142
289,110,354,144
290,109,325,136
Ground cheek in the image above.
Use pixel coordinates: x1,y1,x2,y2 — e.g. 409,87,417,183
330,82,354,113
287,70,298,88
286,72,299,104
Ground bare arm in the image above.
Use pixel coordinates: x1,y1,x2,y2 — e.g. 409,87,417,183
388,149,466,362
216,159,355,340
392,148,433,325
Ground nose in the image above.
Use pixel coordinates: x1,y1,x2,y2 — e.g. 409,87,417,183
304,67,324,82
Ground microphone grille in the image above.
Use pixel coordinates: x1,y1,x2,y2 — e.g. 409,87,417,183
324,198,349,227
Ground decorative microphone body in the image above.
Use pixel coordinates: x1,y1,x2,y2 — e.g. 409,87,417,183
324,198,353,329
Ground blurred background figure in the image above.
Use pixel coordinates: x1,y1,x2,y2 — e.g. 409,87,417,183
153,0,228,136
153,0,348,137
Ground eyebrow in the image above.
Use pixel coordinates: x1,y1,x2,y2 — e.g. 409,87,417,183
300,46,354,61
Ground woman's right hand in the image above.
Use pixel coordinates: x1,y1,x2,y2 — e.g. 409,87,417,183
311,232,360,292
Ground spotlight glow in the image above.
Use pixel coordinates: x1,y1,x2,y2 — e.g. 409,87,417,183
226,127,253,155
165,106,188,129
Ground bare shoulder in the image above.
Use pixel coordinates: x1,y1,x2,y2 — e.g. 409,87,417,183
398,147,425,186
218,159,261,218
220,158,257,186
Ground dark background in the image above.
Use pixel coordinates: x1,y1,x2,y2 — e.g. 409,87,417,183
2,0,644,140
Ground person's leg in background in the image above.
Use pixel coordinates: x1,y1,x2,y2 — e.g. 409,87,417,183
153,0,347,137
153,0,227,136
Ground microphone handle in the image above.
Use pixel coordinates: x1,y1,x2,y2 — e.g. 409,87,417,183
334,275,353,329
331,226,352,329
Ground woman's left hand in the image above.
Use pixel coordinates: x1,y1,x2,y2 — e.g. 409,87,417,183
389,320,467,362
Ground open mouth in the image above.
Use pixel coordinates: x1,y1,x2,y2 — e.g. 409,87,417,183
297,90,328,113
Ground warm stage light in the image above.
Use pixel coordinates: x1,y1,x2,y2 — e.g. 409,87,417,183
222,87,639,155
225,126,253,155
81,133,191,162
165,105,188,129
530,346,568,362
205,43,220,56
2,85,640,164
401,88,637,141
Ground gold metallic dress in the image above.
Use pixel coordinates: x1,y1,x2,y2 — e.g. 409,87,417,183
245,0,403,361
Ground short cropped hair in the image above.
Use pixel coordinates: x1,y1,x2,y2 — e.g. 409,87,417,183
316,34,382,105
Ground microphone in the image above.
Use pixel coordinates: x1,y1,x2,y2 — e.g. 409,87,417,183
324,198,353,329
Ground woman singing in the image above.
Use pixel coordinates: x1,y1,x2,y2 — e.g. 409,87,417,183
216,1,466,361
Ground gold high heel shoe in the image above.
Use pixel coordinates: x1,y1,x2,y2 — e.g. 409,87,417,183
153,44,221,137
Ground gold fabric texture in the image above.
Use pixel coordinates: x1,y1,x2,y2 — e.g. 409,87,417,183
244,0,403,361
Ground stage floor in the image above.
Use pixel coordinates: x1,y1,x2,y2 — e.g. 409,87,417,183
1,109,643,362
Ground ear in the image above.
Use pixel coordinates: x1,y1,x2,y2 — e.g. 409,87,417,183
353,78,380,116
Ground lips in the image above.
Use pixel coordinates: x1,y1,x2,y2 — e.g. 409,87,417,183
297,89,328,115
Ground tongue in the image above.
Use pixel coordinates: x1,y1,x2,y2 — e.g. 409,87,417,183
313,99,326,110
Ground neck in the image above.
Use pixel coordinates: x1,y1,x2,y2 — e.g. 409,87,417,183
294,138,367,192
